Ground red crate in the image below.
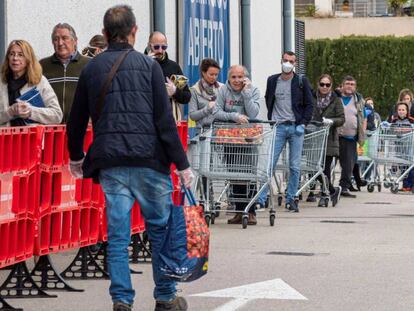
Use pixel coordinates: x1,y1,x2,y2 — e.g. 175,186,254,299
0,126,42,173
42,125,66,167
39,165,89,215
0,218,34,268
34,212,51,256
63,125,93,165
0,169,38,219
49,207,81,252
176,121,188,151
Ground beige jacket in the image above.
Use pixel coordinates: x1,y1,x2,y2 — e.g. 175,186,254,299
0,75,63,126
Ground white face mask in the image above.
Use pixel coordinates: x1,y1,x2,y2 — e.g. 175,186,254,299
282,61,294,74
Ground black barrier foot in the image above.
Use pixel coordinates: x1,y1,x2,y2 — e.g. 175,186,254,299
0,262,56,299
129,232,152,264
0,296,23,311
60,247,109,280
29,255,83,292
92,242,142,275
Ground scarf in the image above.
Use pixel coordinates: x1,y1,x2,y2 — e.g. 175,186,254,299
197,79,220,101
7,73,28,126
317,91,332,109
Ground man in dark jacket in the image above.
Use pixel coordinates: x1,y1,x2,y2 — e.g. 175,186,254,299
40,23,89,122
67,5,192,311
256,51,313,212
146,31,191,120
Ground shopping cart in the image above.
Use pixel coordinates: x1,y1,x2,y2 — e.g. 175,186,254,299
193,121,276,229
263,122,331,208
293,122,331,207
367,124,414,193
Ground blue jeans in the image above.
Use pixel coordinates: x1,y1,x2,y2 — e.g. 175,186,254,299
99,166,176,305
257,124,304,205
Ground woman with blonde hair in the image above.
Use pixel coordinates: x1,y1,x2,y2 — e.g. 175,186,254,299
388,88,414,122
0,39,62,126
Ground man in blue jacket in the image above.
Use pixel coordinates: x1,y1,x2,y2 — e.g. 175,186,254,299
67,5,192,311
256,51,313,212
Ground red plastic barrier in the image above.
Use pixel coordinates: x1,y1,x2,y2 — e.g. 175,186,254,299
0,169,39,219
0,218,34,268
176,121,188,152
0,126,42,173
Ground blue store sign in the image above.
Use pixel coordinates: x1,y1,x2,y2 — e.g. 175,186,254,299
183,0,230,86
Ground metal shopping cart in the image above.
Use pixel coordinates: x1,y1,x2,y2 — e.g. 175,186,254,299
293,123,331,207
193,121,276,229
263,122,331,208
367,124,414,193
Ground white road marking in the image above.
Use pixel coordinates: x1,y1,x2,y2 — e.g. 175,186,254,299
192,278,307,311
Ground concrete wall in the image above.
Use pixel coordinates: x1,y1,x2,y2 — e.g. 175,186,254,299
3,0,282,100
251,1,283,98
302,17,414,39
5,0,151,59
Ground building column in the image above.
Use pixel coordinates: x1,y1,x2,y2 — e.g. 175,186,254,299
315,0,334,16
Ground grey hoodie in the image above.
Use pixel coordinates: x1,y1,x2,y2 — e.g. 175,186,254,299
213,81,261,122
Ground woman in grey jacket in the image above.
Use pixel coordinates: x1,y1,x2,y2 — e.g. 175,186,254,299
189,58,223,128
214,65,261,225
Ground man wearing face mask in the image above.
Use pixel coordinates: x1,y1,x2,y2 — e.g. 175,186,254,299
145,31,191,120
256,51,313,213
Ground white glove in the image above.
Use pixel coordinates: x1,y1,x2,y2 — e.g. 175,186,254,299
381,121,390,128
165,77,177,97
322,117,334,125
69,158,84,179
177,168,195,188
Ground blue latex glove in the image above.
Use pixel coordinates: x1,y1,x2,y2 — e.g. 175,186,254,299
380,121,390,128
295,124,305,136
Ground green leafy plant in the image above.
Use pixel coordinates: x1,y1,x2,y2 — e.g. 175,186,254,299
306,36,414,118
305,4,318,17
387,0,406,15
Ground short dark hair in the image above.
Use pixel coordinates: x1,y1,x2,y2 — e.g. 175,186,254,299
342,75,356,84
200,58,220,73
282,51,296,58
103,5,136,43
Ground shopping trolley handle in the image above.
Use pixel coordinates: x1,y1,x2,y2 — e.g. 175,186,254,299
248,119,276,124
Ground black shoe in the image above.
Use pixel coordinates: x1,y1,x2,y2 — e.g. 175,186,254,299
286,201,299,213
306,192,317,202
155,296,188,311
349,185,359,192
113,302,132,311
330,186,341,207
341,190,356,198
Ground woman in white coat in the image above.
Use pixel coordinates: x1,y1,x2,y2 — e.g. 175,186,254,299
0,39,62,126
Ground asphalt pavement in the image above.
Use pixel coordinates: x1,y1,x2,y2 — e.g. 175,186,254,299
2,189,414,311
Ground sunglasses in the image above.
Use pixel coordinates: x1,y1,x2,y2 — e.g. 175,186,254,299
151,44,168,50
230,75,244,79
319,82,331,88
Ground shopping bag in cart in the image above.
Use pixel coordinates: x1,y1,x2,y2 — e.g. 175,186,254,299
159,187,209,282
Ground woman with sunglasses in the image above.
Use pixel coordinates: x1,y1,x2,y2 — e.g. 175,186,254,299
307,74,345,207
189,58,223,128
0,40,62,126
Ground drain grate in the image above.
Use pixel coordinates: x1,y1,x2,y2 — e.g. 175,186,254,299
320,220,356,224
266,251,315,257
364,202,392,205
390,214,414,217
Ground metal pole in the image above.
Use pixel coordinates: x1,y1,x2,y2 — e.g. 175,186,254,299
153,0,165,33
0,0,6,61
283,0,295,52
241,0,251,77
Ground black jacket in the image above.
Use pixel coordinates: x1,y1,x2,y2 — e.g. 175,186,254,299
265,73,313,125
67,42,189,178
155,53,191,105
